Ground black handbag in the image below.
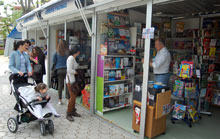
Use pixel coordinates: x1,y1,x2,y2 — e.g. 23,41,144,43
34,64,42,73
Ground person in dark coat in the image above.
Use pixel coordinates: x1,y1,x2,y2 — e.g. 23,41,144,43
30,46,46,84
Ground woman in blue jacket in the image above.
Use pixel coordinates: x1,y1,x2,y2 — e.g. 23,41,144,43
9,41,32,76
53,40,69,105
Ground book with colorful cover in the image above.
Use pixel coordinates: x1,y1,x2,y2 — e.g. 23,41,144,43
114,16,120,26
107,14,115,25
118,84,124,94
115,58,121,68
116,70,121,80
104,86,109,97
172,103,186,120
109,85,116,96
176,22,184,33
188,106,199,123
209,47,216,56
100,43,108,56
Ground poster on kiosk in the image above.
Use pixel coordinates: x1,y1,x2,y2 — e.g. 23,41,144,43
41,0,78,20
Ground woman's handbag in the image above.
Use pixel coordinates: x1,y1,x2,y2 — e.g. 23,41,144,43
68,75,80,93
33,64,42,73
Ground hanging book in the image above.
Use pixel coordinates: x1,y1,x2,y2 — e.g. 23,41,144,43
114,16,120,26
100,43,108,56
107,14,115,25
176,22,184,33
119,17,125,27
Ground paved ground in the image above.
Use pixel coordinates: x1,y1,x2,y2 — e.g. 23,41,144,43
0,56,138,139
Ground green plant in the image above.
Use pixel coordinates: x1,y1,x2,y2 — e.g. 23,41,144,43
0,49,4,55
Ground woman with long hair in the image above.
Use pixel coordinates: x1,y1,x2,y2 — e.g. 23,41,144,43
30,46,46,84
53,40,69,105
66,47,81,121
9,41,32,76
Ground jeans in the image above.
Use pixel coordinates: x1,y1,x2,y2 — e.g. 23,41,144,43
155,73,170,85
57,68,67,99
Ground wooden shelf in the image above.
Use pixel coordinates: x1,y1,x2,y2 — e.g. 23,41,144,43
108,38,128,41
168,49,192,52
104,24,129,29
103,104,131,112
108,12,129,17
105,55,134,58
104,92,132,99
135,75,143,78
104,79,133,84
211,104,220,107
104,67,133,70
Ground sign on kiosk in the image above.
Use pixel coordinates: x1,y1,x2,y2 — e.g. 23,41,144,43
41,0,77,20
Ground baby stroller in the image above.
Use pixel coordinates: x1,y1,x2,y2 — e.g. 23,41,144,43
7,73,54,136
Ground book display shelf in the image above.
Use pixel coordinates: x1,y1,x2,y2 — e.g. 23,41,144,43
96,55,135,113
96,11,135,114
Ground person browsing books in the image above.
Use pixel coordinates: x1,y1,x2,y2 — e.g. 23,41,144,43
149,39,171,85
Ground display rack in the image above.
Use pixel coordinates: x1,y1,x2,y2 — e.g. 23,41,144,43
171,61,201,127
96,55,135,114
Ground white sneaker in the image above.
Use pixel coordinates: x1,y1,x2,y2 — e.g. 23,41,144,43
58,101,63,105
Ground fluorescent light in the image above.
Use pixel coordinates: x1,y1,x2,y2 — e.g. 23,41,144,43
172,16,184,20
156,0,185,6
156,12,163,15
213,4,220,7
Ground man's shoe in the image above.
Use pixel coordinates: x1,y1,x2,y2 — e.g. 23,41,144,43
66,114,74,121
72,111,81,117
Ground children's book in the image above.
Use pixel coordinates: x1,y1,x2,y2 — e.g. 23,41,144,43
209,47,216,56
107,14,115,25
104,58,111,68
119,29,126,39
100,43,108,56
124,29,130,39
114,16,120,26
119,96,124,104
109,98,115,108
104,71,109,81
210,39,217,47
104,86,109,97
119,17,125,27
188,106,199,123
172,103,186,120
115,58,121,68
115,85,119,95
176,22,184,33
104,98,109,108
109,85,116,96
123,58,129,67
113,28,120,38
108,41,117,55
108,71,116,81
124,84,128,93
118,84,124,94
108,28,115,38
116,70,121,80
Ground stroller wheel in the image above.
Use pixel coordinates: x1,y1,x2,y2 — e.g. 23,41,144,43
7,117,18,133
40,121,46,136
48,120,54,134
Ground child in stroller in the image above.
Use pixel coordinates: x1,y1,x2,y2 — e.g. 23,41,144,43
7,73,59,136
32,83,60,119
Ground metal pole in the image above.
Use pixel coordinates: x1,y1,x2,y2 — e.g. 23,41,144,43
139,0,152,139
64,20,67,40
64,20,68,99
46,25,50,86
35,29,37,46
90,8,97,115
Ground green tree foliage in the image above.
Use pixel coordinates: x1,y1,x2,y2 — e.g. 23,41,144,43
0,1,22,39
